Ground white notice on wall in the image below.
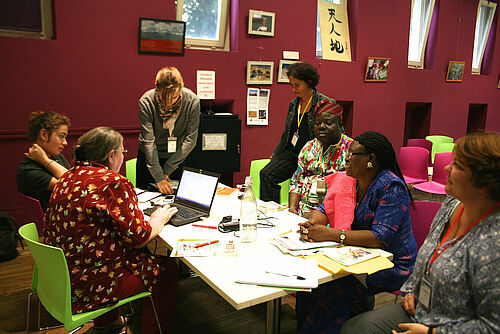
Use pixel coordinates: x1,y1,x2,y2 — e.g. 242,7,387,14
197,70,215,99
247,88,269,126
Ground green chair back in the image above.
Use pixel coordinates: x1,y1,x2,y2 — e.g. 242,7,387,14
19,223,158,333
434,142,455,155
249,159,290,206
125,158,137,187
425,135,454,163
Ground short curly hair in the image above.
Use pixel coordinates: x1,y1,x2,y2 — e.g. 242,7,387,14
27,111,71,142
287,62,320,89
453,132,500,200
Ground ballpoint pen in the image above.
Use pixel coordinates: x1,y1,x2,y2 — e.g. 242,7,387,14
265,271,306,280
194,240,219,248
192,224,218,230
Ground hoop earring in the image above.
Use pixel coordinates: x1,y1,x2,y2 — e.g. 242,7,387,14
367,162,373,169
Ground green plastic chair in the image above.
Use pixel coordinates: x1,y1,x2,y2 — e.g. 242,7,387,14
434,142,455,155
19,223,162,334
249,159,291,206
425,135,453,163
125,158,137,187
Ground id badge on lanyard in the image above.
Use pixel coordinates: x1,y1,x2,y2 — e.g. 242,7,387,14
418,275,433,310
316,177,326,195
291,131,299,147
167,137,177,153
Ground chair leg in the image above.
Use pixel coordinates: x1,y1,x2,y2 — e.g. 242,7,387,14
148,295,163,334
26,291,34,334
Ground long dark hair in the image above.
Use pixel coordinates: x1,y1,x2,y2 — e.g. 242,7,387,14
355,131,413,202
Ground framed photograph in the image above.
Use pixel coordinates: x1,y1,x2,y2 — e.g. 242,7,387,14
138,17,186,55
277,60,300,83
364,57,391,82
248,10,275,36
246,61,274,85
498,76,500,89
446,61,465,82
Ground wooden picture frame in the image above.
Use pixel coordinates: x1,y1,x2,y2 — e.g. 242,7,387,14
248,10,275,36
138,17,186,55
277,60,300,83
446,61,465,82
364,57,391,82
246,61,274,85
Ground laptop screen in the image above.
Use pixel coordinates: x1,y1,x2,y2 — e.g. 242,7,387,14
176,169,219,208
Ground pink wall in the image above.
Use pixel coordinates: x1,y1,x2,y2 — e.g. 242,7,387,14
1,0,499,223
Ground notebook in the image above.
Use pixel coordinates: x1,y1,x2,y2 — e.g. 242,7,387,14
143,167,220,226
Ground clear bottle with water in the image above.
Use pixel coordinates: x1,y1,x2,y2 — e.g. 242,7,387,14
240,176,257,243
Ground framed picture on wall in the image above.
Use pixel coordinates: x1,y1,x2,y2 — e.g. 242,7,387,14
364,57,390,82
497,76,500,88
248,10,275,36
446,61,465,82
246,61,274,85
138,17,186,55
277,60,300,83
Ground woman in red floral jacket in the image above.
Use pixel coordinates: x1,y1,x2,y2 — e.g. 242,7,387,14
44,126,178,334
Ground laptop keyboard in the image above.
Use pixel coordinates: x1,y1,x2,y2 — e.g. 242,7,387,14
171,205,199,219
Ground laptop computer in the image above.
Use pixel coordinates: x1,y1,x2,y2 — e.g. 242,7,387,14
144,167,220,226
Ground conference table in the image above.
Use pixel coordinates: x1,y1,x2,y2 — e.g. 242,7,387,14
141,190,392,334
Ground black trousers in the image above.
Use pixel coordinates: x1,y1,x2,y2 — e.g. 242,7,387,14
136,150,184,191
259,149,298,203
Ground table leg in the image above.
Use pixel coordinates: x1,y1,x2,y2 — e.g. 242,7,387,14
265,297,281,334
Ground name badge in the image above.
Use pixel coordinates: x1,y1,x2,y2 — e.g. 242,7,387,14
168,137,177,153
418,277,433,310
291,131,299,147
316,179,326,195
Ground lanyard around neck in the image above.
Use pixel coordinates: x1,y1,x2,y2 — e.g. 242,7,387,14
427,200,500,275
297,95,313,128
320,137,342,171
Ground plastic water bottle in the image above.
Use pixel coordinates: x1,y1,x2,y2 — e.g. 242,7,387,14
240,176,257,243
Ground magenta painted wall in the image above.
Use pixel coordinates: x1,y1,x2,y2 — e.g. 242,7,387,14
1,0,499,223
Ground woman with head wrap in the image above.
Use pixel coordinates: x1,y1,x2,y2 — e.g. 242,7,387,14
295,131,417,334
288,102,352,216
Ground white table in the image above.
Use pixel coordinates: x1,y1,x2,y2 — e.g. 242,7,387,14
151,192,392,334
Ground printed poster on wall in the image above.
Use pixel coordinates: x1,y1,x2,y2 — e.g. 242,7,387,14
318,1,351,62
196,70,215,99
247,88,270,126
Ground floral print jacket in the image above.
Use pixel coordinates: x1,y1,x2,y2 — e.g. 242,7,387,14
44,161,159,313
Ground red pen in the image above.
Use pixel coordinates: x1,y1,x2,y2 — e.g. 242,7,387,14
192,224,218,230
194,240,219,248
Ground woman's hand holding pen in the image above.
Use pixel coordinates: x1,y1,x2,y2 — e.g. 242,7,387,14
298,219,332,242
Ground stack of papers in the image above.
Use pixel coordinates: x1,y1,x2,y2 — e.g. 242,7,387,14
235,257,318,290
271,231,339,256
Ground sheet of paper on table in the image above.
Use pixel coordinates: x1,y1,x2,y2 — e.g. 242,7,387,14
235,257,318,290
136,191,163,203
171,239,237,257
322,246,379,266
272,230,338,255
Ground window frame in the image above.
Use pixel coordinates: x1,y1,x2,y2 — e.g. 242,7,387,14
408,0,436,69
175,0,230,51
0,0,53,39
471,0,497,75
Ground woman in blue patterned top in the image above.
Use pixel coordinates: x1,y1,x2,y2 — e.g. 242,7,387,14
341,132,500,334
296,131,417,334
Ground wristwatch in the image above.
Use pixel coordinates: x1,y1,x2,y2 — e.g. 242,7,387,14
339,229,346,246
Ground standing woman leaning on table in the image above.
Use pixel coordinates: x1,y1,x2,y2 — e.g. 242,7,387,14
341,132,500,334
16,111,71,211
296,131,418,334
44,127,179,334
260,62,342,203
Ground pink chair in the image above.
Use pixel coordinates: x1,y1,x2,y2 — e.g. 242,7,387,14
23,195,46,235
407,138,433,165
413,152,452,195
410,201,442,248
398,146,429,184
392,200,441,301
